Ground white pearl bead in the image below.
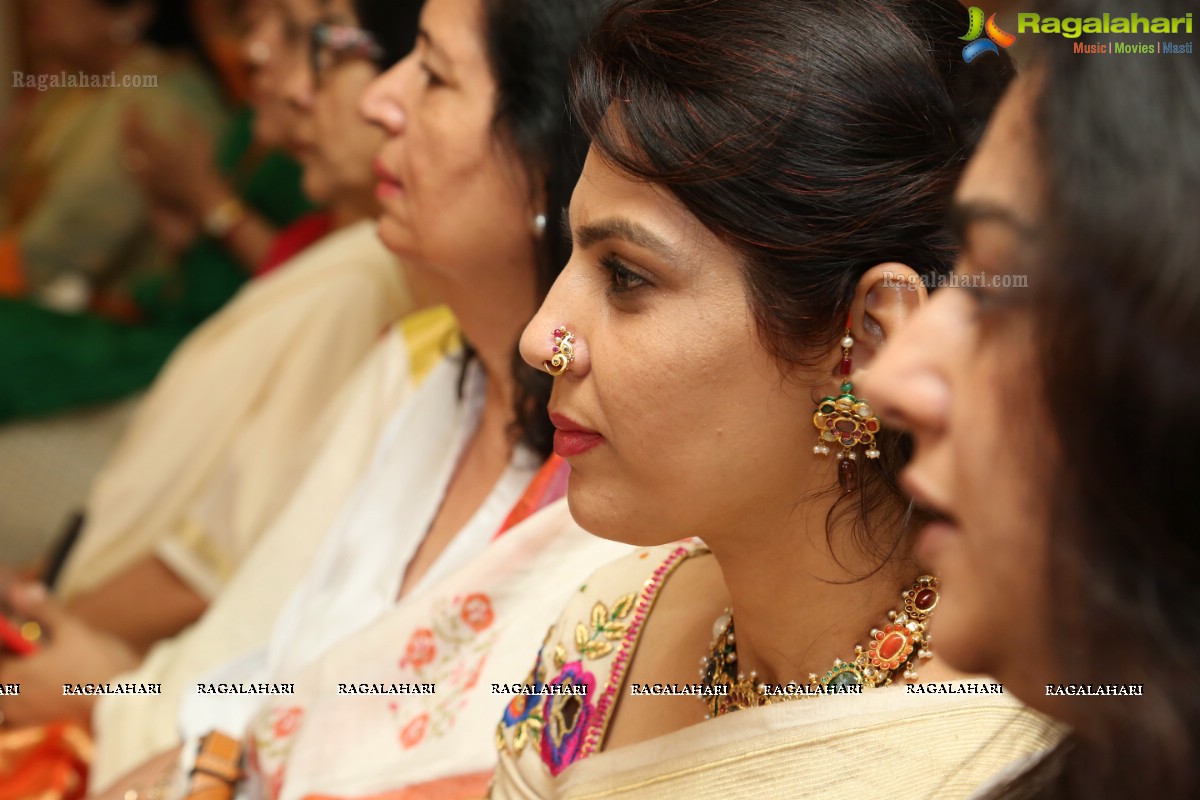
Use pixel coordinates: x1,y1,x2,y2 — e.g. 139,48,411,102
841,335,854,349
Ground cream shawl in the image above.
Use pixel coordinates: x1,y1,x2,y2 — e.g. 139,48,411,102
58,221,413,600
89,307,457,790
493,542,1063,799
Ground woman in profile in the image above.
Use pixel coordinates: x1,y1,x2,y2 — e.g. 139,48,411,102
496,0,1059,796
82,0,629,796
863,0,1200,796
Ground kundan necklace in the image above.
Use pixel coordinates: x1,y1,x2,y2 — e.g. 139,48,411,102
699,576,939,717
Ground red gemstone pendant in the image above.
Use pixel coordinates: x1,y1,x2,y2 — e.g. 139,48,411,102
867,624,914,670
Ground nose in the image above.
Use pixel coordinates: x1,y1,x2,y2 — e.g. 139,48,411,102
520,267,589,379
856,291,956,441
360,57,409,134
280,41,314,112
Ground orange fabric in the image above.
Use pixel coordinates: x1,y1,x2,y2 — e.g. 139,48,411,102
302,770,492,800
494,455,568,538
0,236,26,296
0,723,92,800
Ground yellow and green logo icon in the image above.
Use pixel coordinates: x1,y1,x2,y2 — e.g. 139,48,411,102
961,7,1016,62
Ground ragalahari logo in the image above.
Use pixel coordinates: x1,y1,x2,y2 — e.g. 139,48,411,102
961,7,1016,62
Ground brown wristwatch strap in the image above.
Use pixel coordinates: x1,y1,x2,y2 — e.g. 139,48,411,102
184,731,243,800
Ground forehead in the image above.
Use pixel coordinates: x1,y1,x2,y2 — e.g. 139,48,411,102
419,0,487,59
570,148,720,261
955,74,1043,228
319,0,356,17
278,0,319,21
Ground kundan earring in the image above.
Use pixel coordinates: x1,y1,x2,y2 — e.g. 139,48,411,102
812,316,881,493
543,326,575,376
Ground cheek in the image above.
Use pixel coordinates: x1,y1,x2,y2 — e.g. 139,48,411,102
930,363,1052,679
573,315,801,543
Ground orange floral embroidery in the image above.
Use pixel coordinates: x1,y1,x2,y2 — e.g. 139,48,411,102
461,593,495,632
399,712,430,749
272,707,303,739
401,628,437,669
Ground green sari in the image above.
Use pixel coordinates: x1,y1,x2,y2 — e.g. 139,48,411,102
0,109,312,421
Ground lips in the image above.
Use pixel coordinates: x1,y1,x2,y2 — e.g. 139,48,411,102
373,158,404,200
549,412,603,458
901,471,960,567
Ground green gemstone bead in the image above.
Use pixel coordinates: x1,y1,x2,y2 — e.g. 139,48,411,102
840,383,853,394
826,668,862,689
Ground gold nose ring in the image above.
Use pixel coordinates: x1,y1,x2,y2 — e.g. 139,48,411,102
544,327,575,376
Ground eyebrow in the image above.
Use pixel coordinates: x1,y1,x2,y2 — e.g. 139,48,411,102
416,29,451,65
573,216,677,260
948,201,1038,242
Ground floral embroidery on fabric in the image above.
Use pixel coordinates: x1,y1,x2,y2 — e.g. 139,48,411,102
399,711,430,749
497,592,632,773
496,644,549,755
400,627,438,669
540,660,597,776
496,544,700,778
574,594,635,660
386,592,501,749
272,707,303,738
461,592,495,631
248,705,305,799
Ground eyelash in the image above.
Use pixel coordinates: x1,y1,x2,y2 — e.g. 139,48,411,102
418,61,444,87
598,254,648,295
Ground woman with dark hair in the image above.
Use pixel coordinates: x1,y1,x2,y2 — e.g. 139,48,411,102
495,0,1059,795
78,0,627,796
861,0,1200,797
0,0,421,794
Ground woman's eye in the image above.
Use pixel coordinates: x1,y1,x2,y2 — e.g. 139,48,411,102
418,62,445,87
599,255,648,295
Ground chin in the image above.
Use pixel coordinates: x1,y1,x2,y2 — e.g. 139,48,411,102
375,216,416,259
565,475,676,549
301,174,332,207
925,603,996,677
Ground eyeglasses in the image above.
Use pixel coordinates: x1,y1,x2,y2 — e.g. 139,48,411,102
309,22,384,83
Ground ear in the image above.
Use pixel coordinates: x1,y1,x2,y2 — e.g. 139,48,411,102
846,263,928,369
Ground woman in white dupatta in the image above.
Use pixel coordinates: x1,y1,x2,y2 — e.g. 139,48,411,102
495,1,1060,797
90,0,624,795
0,0,425,734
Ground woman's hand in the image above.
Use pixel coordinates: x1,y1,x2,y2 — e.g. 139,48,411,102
0,584,138,729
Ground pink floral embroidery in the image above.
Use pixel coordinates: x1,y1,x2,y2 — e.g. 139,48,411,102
461,592,495,631
401,628,437,669
399,711,430,749
272,706,303,739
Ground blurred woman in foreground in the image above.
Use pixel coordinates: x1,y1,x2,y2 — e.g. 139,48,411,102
862,0,1200,796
